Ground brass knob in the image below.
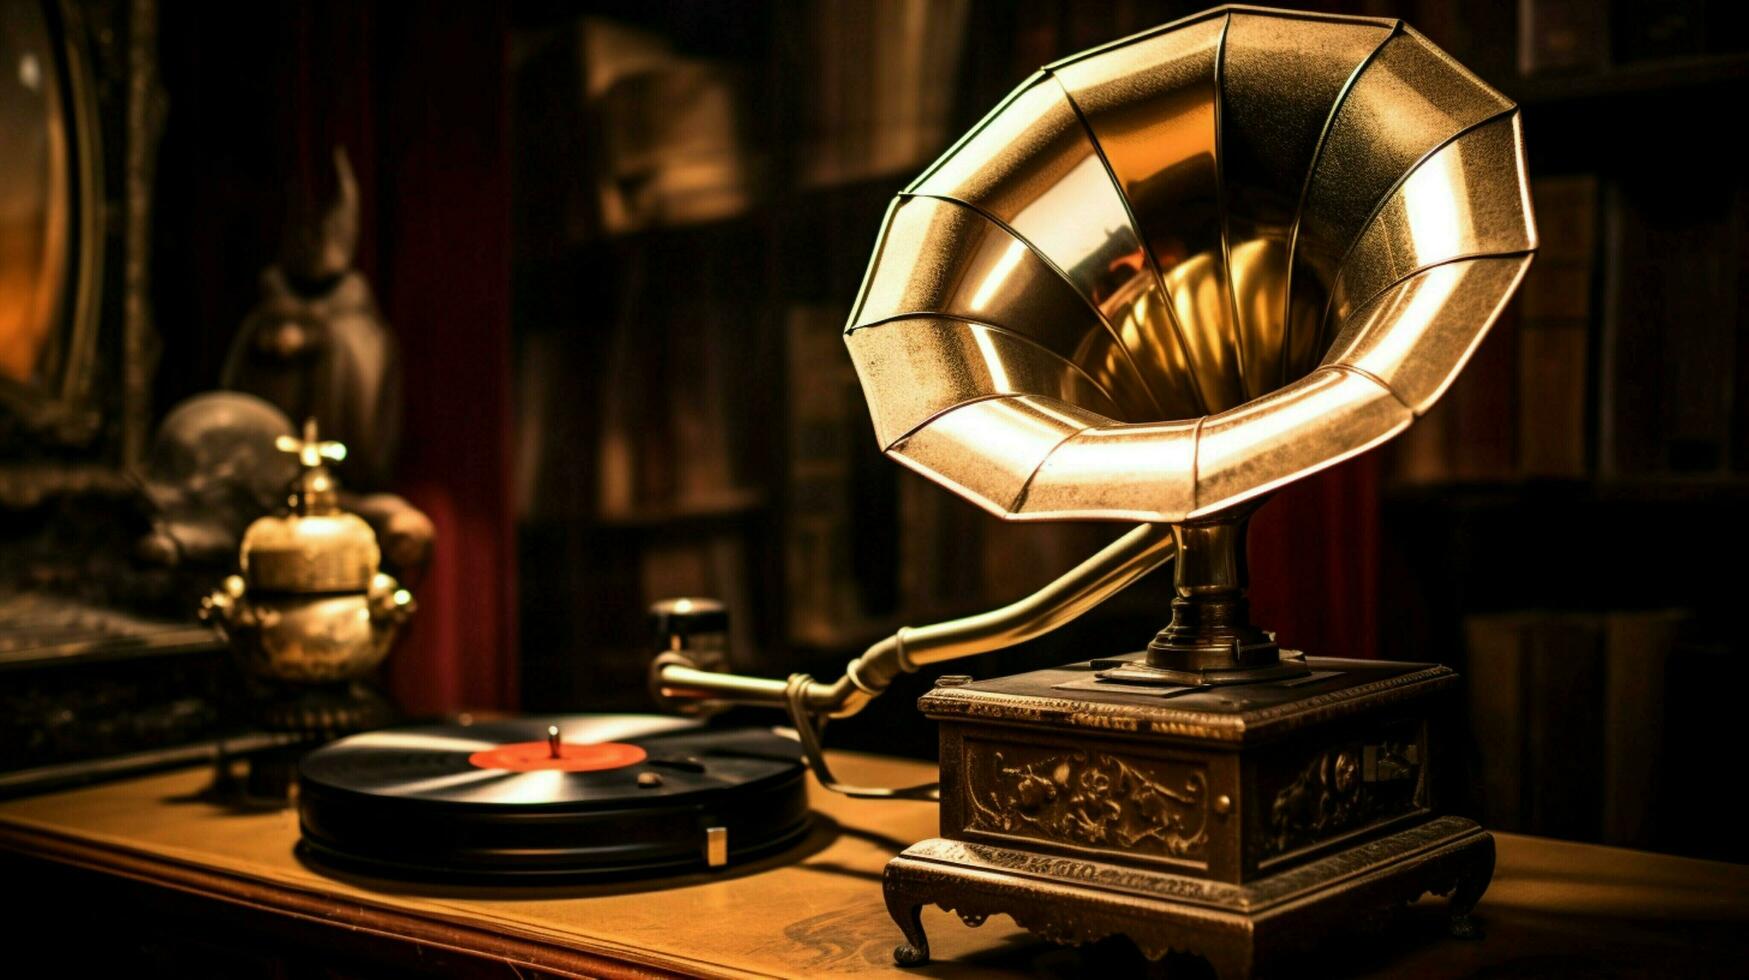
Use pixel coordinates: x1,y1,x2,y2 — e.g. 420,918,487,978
648,598,731,716
649,597,728,653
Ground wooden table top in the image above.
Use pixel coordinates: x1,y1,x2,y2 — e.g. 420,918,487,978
1,751,1745,978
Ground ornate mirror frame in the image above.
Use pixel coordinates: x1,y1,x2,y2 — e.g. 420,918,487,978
0,0,161,508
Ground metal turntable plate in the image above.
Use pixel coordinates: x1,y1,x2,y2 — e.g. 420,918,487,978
297,715,810,881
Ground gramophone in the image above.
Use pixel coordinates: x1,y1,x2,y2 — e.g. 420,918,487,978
653,6,1534,975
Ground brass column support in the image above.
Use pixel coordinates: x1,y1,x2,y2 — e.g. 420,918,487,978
1098,505,1310,687
1153,516,1278,669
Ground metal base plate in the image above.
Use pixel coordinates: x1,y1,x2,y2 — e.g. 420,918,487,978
1092,651,1312,687
883,816,1494,978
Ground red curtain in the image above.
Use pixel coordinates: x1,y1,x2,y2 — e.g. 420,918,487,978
374,6,518,713
1248,454,1382,662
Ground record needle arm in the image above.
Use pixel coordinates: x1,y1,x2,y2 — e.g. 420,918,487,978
652,521,1176,721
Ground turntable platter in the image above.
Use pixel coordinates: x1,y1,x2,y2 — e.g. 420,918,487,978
297,715,810,881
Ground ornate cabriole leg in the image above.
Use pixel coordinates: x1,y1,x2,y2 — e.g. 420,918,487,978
883,863,931,965
1445,831,1496,939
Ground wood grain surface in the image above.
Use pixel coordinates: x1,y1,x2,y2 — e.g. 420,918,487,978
1,751,1745,977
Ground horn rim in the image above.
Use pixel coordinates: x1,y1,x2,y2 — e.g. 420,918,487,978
845,5,1539,523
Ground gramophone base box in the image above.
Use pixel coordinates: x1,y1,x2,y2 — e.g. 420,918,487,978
885,657,1493,977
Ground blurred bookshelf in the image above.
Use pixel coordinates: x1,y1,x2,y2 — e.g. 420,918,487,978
506,0,1749,852
1384,0,1749,861
506,0,1175,763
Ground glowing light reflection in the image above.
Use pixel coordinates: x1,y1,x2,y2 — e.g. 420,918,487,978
968,239,1029,313
466,768,567,804
1400,148,1467,266
395,768,504,795
345,731,497,754
1361,264,1464,374
970,326,1013,391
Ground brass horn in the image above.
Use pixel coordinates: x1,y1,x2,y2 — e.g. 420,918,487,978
655,6,1535,738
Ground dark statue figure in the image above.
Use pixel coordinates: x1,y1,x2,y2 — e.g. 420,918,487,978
138,148,432,580
221,148,402,490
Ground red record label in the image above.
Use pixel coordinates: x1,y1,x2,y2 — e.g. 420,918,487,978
468,740,648,772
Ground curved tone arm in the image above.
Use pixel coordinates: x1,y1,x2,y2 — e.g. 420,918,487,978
652,522,1176,721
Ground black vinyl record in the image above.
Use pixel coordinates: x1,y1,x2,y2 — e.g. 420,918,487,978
297,715,810,882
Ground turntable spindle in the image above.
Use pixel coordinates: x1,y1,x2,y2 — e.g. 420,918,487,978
547,725,561,759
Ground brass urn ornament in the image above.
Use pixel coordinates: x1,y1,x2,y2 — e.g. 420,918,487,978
202,419,415,733
653,6,1533,975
